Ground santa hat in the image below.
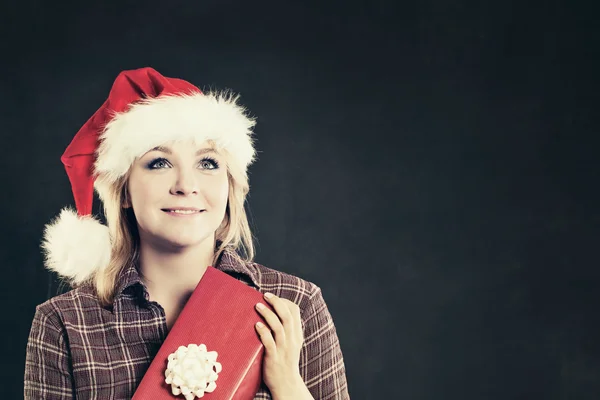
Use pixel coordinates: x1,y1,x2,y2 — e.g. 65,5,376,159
42,67,256,286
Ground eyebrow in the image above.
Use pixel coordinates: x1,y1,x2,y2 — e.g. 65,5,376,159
148,146,220,156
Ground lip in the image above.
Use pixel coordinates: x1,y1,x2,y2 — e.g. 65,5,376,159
161,207,204,212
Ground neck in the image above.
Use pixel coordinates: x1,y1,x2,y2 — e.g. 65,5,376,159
138,236,216,302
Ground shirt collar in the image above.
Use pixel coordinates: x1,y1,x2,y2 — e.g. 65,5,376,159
112,247,260,307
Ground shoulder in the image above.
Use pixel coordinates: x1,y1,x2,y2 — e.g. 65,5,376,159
246,260,324,314
33,284,101,328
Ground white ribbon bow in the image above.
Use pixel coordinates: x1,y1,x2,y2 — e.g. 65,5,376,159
164,344,222,399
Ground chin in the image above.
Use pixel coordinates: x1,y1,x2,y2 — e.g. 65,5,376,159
166,235,212,249
144,230,215,251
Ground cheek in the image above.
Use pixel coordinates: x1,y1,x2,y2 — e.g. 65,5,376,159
219,177,230,203
128,175,166,209
219,180,229,202
206,176,229,208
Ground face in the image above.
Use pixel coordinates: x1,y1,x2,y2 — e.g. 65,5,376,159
126,140,229,251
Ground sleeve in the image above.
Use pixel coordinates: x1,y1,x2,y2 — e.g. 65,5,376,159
24,306,75,400
299,285,350,400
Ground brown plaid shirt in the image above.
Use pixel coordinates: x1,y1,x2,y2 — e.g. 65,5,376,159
24,248,349,399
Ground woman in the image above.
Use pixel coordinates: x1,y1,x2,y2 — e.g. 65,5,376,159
24,67,349,399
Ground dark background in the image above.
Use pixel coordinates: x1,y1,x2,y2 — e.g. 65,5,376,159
2,0,598,399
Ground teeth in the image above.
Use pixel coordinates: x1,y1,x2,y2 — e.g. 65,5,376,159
168,210,199,214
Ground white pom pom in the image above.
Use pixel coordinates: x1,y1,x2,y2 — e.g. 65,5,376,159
41,207,111,285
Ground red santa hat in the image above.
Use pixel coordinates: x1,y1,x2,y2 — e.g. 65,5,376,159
41,67,256,285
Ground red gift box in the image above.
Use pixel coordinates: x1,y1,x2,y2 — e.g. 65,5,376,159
132,266,272,400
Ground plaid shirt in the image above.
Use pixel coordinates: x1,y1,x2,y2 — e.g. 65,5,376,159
24,248,349,399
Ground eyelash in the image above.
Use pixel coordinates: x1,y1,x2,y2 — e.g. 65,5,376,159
146,157,220,170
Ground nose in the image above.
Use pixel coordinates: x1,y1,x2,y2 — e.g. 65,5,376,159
170,167,198,196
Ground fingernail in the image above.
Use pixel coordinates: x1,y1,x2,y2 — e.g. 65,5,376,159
256,321,265,328
264,292,274,299
256,303,266,310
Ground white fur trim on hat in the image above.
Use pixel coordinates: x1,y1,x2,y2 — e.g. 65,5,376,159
41,207,111,285
94,91,257,184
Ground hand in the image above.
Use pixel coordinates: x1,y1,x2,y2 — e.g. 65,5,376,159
255,292,310,399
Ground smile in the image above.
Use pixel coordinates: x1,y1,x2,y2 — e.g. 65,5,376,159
161,208,205,215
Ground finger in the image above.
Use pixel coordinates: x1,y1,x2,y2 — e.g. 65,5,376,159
280,299,302,343
255,321,277,354
284,300,304,345
263,293,294,336
255,302,286,347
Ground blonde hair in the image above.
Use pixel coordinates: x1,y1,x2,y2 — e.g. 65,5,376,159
93,153,256,308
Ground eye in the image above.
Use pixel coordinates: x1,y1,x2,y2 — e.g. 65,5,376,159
147,157,171,169
199,157,220,170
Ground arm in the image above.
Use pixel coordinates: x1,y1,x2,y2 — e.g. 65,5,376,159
24,306,75,400
300,286,350,400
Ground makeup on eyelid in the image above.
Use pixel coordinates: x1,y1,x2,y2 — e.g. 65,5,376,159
145,157,220,170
